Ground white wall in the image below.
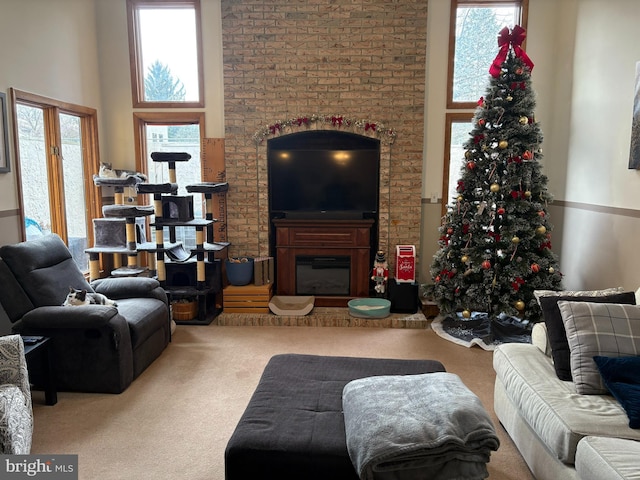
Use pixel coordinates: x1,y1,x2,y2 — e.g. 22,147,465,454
564,0,640,208
555,0,640,290
0,0,102,245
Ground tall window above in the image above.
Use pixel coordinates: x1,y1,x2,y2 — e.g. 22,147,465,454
127,0,204,108
448,0,527,108
441,0,527,213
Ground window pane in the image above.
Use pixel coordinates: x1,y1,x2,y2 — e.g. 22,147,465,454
452,6,519,103
60,113,89,271
145,123,202,248
447,120,473,205
16,104,52,239
139,7,199,102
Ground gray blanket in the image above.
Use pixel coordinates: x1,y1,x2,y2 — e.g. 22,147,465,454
342,372,499,480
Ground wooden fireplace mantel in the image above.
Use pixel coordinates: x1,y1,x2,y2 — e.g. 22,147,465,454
273,218,374,307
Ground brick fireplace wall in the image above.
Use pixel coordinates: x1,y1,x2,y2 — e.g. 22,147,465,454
221,0,427,275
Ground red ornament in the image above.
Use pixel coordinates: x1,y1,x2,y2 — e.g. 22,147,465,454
522,150,533,160
447,227,454,235
531,263,540,273
482,260,491,270
478,118,486,127
497,207,506,215
466,161,476,170
537,210,545,217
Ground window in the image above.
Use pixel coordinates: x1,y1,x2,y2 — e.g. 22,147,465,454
12,89,101,272
442,113,474,215
127,0,204,108
448,0,527,108
441,0,527,208
133,112,205,248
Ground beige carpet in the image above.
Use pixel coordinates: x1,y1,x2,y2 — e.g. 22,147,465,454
30,323,534,480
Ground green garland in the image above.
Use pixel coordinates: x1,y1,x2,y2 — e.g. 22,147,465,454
253,113,397,145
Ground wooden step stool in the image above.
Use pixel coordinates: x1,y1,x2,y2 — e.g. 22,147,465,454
223,283,273,313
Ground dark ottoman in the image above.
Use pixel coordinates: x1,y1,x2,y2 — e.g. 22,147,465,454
225,354,446,480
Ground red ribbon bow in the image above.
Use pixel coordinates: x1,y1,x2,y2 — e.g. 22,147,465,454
511,277,525,292
489,25,534,78
365,122,376,132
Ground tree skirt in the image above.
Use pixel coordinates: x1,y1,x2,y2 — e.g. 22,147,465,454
431,312,532,351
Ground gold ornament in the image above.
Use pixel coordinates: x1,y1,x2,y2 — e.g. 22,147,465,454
548,267,555,274
524,191,532,198
461,255,469,263
490,183,500,193
506,95,513,101
536,226,547,235
511,236,520,244
457,195,463,202
498,140,509,149
519,116,528,125
462,310,471,319
515,300,525,311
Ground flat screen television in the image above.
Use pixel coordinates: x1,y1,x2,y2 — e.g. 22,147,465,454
268,130,380,219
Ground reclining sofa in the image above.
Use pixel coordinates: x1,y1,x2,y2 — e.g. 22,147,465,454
0,234,170,394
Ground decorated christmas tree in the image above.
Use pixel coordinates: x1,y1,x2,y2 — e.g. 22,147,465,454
430,26,562,324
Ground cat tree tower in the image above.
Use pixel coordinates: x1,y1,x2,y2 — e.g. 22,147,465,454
87,153,229,325
137,151,229,324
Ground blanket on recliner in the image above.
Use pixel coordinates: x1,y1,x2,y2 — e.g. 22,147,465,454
342,372,499,480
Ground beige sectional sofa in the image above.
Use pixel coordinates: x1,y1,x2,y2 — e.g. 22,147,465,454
493,322,640,479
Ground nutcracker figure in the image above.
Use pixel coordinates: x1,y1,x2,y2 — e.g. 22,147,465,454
371,250,389,296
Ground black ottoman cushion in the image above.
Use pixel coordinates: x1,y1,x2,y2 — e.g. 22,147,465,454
225,354,446,480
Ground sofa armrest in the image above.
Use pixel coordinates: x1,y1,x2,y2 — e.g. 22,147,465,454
0,334,31,402
91,277,167,304
19,305,118,329
531,322,552,357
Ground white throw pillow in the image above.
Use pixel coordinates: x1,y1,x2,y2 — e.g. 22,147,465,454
558,301,640,394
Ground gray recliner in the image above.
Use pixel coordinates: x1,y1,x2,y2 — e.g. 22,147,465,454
0,234,170,394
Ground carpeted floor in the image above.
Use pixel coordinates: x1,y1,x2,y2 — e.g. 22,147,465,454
30,322,534,480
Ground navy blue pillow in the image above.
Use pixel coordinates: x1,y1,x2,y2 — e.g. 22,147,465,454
594,355,640,429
